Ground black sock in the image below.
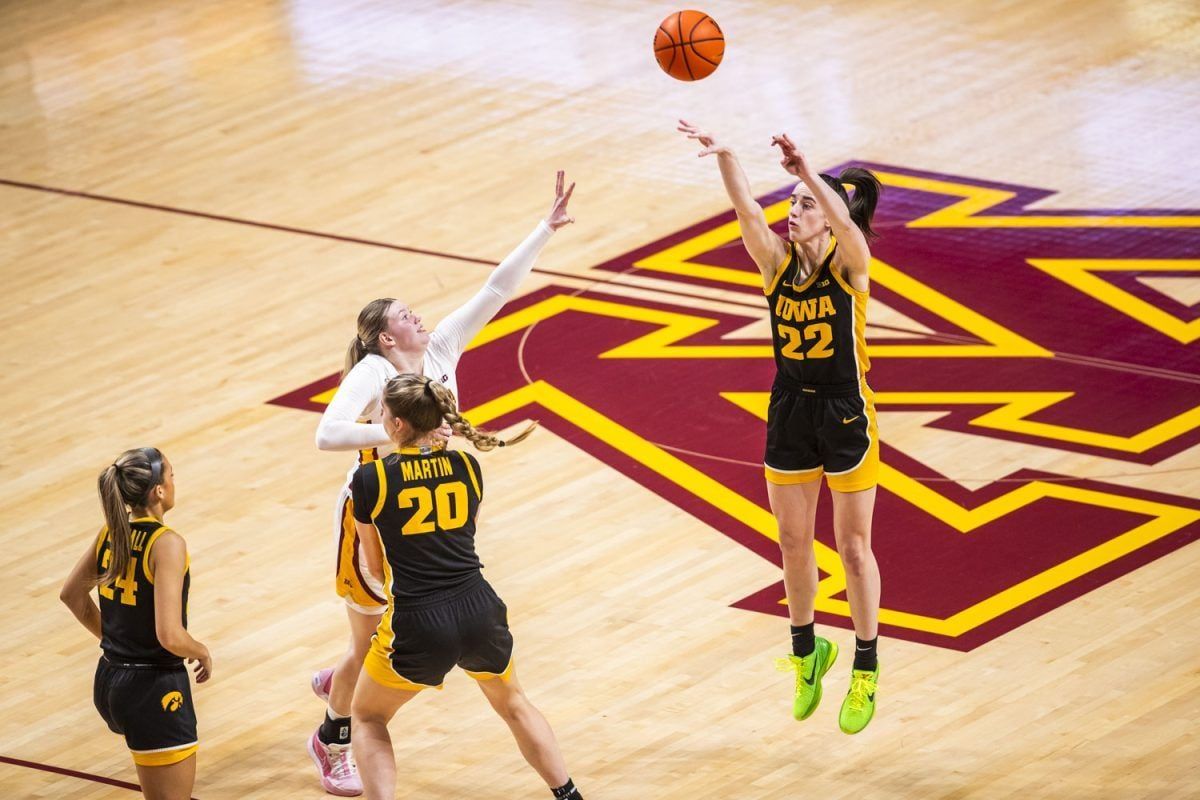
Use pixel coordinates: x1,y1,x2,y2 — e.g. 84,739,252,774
551,778,582,799
790,623,815,658
318,709,351,746
853,636,878,671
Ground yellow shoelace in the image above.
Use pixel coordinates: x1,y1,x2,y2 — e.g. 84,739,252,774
846,672,877,712
774,655,814,688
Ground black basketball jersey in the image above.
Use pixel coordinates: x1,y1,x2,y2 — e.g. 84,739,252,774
95,518,189,665
351,446,484,603
765,237,870,387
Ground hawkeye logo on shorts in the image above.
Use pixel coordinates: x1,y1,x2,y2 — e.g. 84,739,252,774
270,164,1200,651
161,691,184,712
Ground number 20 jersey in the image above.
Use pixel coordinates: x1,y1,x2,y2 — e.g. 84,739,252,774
765,238,870,387
351,447,485,603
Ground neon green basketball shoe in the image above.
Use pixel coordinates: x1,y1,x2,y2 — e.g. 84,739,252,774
775,636,838,721
838,663,880,734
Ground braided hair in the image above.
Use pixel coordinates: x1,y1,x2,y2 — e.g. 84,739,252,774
381,375,536,451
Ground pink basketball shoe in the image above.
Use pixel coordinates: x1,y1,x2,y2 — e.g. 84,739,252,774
311,667,333,702
306,729,362,796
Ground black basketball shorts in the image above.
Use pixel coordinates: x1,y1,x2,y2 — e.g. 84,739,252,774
364,578,514,691
94,656,198,766
764,378,879,493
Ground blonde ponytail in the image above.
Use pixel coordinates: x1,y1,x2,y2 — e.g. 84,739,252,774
96,465,132,588
93,448,164,588
426,380,537,451
342,298,397,380
381,375,536,451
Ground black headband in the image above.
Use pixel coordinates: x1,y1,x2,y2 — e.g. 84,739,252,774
139,447,164,501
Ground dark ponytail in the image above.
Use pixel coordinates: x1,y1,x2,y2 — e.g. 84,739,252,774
819,167,882,240
94,448,164,588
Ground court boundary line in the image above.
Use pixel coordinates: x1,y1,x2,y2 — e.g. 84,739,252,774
0,177,499,266
0,753,200,797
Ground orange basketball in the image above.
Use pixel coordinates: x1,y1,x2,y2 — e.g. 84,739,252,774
654,10,724,82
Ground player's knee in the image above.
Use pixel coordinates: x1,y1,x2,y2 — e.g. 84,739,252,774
349,629,374,659
777,526,814,557
351,696,389,725
488,686,531,723
838,536,872,576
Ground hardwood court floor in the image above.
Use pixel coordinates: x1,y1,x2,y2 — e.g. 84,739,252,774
2,1,1199,798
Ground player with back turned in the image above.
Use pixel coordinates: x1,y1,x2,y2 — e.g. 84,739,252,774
60,447,213,799
348,374,583,800
679,120,885,734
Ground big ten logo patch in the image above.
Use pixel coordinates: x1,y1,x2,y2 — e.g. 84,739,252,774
271,165,1200,651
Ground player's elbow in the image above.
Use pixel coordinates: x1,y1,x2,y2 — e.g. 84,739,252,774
733,204,765,224
315,424,335,451
59,583,80,607
827,212,858,239
156,624,187,655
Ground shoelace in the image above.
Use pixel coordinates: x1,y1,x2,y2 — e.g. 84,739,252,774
327,745,357,780
846,673,875,712
774,655,815,689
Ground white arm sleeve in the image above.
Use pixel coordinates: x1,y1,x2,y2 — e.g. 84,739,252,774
314,361,394,451
432,220,555,357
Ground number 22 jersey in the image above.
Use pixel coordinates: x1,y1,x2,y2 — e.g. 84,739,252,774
765,237,870,387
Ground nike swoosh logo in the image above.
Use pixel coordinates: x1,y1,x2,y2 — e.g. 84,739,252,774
842,416,860,424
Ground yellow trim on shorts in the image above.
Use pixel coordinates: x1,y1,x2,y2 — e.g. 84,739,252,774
335,497,387,612
825,440,879,493
364,642,442,692
371,459,388,520
825,390,879,493
463,656,515,683
130,743,198,767
765,465,823,485
827,474,877,492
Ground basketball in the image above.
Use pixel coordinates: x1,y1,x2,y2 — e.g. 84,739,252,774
654,10,724,81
